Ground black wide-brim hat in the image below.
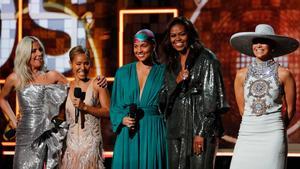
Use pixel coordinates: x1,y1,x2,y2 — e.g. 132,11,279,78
230,24,299,57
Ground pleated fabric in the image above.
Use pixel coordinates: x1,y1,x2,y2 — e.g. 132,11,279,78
110,62,168,169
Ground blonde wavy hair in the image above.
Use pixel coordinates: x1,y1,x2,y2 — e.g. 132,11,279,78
14,36,46,89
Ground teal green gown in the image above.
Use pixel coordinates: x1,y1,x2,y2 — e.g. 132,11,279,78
110,62,168,169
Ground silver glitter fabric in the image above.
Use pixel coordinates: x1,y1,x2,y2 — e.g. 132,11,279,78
160,44,229,169
13,84,68,169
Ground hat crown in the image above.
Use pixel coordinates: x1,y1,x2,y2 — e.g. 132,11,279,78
255,24,275,35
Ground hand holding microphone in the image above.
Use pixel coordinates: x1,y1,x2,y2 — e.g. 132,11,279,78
122,103,138,138
74,87,82,123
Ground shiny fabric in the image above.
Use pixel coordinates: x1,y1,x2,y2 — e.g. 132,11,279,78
160,43,229,169
110,63,168,169
14,84,68,169
61,81,105,169
230,60,286,169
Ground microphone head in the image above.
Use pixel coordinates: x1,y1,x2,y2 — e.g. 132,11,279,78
129,104,137,118
74,87,82,98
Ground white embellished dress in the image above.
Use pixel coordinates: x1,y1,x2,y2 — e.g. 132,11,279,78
61,81,105,169
230,60,287,169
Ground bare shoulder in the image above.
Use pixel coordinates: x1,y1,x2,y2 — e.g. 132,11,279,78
45,70,67,84
5,72,19,86
235,67,248,81
278,66,294,82
0,72,19,92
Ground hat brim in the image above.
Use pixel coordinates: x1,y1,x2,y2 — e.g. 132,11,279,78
230,32,299,57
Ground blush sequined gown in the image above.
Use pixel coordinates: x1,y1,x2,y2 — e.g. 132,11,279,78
61,81,105,169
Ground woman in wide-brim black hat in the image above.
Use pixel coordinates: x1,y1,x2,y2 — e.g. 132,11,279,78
230,24,299,169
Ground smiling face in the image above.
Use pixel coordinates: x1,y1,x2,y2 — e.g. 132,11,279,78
71,53,91,81
133,40,154,62
170,23,189,53
252,39,273,61
29,41,44,70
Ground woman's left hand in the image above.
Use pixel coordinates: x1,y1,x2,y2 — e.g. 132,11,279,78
193,135,204,155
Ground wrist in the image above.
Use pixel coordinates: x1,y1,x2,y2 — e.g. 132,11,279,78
79,102,88,111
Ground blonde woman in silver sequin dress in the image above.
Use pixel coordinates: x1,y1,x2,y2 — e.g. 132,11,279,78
0,36,69,169
229,24,299,169
60,46,110,169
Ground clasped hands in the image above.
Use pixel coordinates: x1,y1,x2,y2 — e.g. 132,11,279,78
193,135,204,155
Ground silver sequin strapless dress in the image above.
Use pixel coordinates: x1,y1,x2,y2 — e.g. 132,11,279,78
14,84,68,169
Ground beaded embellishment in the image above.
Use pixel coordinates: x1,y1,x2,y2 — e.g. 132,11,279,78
248,79,272,98
250,98,272,116
247,59,278,116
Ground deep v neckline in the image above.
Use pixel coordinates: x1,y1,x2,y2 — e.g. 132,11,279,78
134,62,154,101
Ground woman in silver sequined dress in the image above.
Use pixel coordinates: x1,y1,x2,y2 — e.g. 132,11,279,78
60,46,110,169
0,36,69,169
229,24,299,169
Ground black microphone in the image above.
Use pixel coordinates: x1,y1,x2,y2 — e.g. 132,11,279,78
74,87,82,123
128,103,137,138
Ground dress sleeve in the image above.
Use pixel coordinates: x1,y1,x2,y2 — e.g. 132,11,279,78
195,57,229,137
32,84,68,169
110,69,128,133
45,84,68,120
159,68,182,118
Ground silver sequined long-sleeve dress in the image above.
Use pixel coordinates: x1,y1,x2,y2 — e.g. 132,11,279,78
13,84,68,169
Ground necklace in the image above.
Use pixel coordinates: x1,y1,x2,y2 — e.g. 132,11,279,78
249,59,278,79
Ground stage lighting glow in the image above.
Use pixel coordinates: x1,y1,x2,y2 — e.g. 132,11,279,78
18,0,22,42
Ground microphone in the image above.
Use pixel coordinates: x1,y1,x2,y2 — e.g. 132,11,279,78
74,87,82,123
128,103,137,138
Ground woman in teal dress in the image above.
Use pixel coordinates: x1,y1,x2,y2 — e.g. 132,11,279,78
110,29,168,169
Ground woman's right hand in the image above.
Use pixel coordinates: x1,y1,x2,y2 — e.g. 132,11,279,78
122,116,135,128
176,69,189,84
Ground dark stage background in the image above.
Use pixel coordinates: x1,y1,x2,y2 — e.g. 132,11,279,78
0,0,300,168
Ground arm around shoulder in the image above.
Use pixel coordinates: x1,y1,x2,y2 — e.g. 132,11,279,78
46,70,68,84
